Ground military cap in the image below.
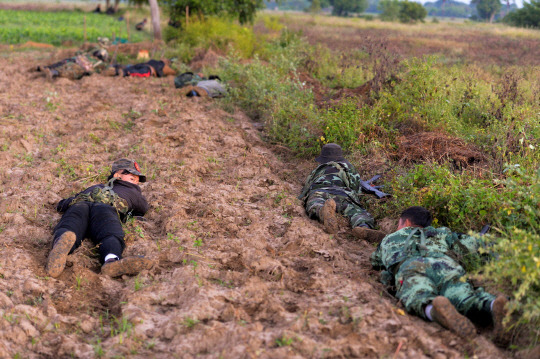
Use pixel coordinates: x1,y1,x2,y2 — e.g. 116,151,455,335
111,158,146,182
316,143,346,164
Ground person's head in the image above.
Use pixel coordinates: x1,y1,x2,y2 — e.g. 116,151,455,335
315,143,346,164
398,206,433,229
110,158,146,185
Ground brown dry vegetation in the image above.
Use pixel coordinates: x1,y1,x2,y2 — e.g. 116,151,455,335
279,14,540,67
0,45,525,358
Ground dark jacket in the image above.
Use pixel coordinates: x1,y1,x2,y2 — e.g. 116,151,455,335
56,180,149,217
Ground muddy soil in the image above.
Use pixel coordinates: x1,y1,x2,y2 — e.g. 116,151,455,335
0,50,514,358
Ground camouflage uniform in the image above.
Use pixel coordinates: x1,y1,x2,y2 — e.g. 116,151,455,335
298,161,375,229
45,48,109,80
371,226,495,320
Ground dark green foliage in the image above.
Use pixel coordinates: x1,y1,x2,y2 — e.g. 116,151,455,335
399,0,427,23
164,0,264,25
331,0,369,16
472,0,502,22
378,0,401,21
504,0,540,29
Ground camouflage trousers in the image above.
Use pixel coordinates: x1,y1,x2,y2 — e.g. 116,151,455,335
395,256,495,320
54,61,88,80
305,191,375,229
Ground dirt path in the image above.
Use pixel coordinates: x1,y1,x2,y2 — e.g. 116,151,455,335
0,51,509,358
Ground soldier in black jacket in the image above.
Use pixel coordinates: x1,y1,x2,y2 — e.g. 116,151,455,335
46,159,153,278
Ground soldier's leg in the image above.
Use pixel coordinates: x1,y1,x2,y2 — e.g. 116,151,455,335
305,191,331,220
341,201,375,229
48,202,91,277
52,202,90,252
88,203,125,263
305,192,339,233
394,257,438,318
436,258,496,322
397,257,477,338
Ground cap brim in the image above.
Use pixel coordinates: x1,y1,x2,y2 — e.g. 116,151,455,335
126,169,146,182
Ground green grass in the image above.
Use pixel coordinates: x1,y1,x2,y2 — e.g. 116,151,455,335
0,9,151,45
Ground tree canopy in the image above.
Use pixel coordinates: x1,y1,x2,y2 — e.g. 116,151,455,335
504,0,540,28
472,0,502,22
164,0,265,25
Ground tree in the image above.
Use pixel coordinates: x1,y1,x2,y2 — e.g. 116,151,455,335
399,0,427,22
330,0,369,16
472,0,502,22
378,0,401,21
504,0,540,28
165,0,265,26
148,0,162,41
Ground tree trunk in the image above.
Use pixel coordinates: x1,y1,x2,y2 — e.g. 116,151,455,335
106,0,110,10
148,0,162,41
114,0,120,13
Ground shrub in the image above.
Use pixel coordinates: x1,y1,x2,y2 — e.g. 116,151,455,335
504,0,540,29
399,1,427,23
165,17,257,59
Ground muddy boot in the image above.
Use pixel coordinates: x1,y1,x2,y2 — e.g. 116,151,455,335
46,231,76,278
320,198,338,234
492,295,510,347
351,226,386,243
101,256,154,277
431,296,477,340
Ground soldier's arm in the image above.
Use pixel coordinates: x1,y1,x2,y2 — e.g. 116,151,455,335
450,232,480,257
55,185,99,212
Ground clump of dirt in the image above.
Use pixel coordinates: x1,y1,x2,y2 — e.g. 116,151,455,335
395,132,487,168
0,50,512,358
189,48,224,71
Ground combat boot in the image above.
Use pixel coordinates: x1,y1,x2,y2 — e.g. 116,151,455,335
320,198,338,234
351,226,386,243
101,256,154,277
46,231,76,278
430,296,477,339
492,295,510,347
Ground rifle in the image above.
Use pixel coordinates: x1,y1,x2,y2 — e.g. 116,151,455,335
359,175,391,199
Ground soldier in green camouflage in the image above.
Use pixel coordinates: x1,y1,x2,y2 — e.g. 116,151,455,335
371,206,509,346
40,47,110,80
299,143,386,242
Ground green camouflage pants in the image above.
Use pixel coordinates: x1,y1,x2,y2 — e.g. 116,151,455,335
395,256,495,320
305,191,375,229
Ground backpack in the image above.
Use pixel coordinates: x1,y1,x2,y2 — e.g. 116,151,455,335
174,72,204,88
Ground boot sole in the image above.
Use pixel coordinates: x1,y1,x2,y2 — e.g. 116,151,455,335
101,256,154,277
432,296,477,339
321,199,338,234
46,232,76,278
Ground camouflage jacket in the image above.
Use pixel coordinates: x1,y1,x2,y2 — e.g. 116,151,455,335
57,179,149,219
371,226,480,271
298,161,362,202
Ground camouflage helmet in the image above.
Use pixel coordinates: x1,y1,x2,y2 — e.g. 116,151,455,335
316,143,346,164
111,158,146,182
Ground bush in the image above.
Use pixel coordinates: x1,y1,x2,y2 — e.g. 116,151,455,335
399,0,427,23
504,0,540,29
378,0,400,21
165,17,257,59
478,168,540,340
